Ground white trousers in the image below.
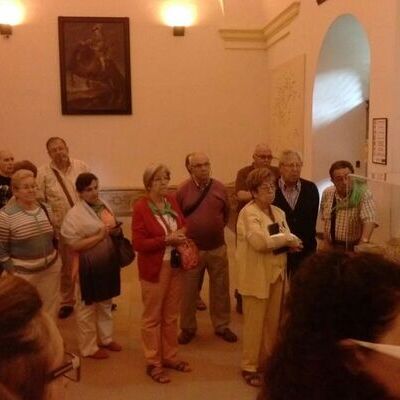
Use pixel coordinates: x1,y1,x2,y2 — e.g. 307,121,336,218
75,284,114,357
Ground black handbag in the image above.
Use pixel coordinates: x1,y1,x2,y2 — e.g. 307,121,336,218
79,236,121,305
111,229,135,268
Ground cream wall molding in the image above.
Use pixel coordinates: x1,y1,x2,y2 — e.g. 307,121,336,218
219,1,300,50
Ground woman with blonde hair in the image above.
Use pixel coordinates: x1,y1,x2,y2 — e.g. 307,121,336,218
0,169,60,318
132,163,191,384
236,167,301,387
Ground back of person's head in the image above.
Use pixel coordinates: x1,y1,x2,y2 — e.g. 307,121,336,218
13,160,38,177
263,251,400,400
0,276,63,400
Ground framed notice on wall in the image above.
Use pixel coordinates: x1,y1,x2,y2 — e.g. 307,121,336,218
372,118,388,165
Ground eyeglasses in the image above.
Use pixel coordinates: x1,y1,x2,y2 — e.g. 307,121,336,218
351,339,400,360
191,162,210,168
153,176,170,183
47,352,81,382
282,163,303,169
255,154,273,160
258,183,276,192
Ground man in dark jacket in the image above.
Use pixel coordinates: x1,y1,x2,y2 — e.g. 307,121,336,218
273,150,319,278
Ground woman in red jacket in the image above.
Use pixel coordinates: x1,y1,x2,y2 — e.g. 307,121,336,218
132,163,191,384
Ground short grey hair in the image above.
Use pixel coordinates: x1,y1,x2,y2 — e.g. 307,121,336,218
11,169,34,190
142,164,171,190
279,150,302,166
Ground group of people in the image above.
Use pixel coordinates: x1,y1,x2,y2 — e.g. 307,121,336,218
1,138,398,400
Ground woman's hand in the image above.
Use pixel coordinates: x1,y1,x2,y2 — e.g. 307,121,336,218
165,231,187,246
286,234,303,252
97,225,108,240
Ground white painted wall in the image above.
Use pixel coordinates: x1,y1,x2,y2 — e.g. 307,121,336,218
0,0,269,187
312,14,370,183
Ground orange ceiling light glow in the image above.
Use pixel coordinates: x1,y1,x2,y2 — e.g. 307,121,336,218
0,0,25,38
161,2,197,36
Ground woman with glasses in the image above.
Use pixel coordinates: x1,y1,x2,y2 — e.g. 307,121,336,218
0,169,60,318
132,164,191,384
0,275,80,400
61,172,122,359
262,251,400,400
236,168,301,387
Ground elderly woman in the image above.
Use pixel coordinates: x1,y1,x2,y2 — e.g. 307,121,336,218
236,168,300,387
132,164,191,384
0,169,60,318
61,172,121,359
262,251,400,400
0,275,79,400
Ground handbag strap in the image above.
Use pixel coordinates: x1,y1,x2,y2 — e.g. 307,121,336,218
51,168,75,207
182,179,213,217
38,202,54,229
150,202,174,234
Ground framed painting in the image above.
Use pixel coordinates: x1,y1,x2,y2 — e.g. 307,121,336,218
58,16,132,115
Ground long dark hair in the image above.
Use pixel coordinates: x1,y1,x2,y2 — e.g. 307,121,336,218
263,251,400,400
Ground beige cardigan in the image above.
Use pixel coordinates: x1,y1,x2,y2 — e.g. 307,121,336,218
236,201,293,300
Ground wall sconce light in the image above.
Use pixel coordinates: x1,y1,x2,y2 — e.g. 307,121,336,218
0,0,25,38
161,2,197,37
0,24,12,37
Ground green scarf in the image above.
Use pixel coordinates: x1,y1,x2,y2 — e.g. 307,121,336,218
335,177,367,210
149,199,178,218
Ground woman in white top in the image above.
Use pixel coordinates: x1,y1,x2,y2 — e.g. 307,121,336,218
236,167,301,387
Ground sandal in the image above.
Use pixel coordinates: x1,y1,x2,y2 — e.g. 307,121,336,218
164,360,192,373
146,365,171,384
242,370,262,387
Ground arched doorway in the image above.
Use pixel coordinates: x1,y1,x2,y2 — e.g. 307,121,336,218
312,14,370,188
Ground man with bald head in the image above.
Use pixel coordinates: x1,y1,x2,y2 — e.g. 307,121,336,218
0,150,14,209
235,144,279,213
176,152,237,345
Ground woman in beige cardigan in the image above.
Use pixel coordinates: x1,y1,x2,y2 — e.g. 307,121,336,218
236,168,301,387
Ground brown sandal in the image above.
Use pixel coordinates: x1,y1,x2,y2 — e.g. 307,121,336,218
242,370,262,387
146,365,171,384
164,360,192,372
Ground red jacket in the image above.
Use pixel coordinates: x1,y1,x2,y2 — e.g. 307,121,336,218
132,194,185,282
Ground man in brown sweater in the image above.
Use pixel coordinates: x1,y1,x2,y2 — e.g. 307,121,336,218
176,152,237,344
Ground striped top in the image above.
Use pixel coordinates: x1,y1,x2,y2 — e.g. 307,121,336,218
0,202,57,272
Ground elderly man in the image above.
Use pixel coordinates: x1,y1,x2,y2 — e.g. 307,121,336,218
37,137,89,319
235,143,280,213
0,150,14,209
320,160,377,250
176,152,237,344
273,150,319,277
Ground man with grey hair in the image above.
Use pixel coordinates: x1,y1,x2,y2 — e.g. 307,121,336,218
0,150,14,209
176,152,237,344
273,150,319,277
37,137,89,319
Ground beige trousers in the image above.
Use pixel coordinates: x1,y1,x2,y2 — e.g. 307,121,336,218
241,276,283,372
140,261,183,367
180,244,231,333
